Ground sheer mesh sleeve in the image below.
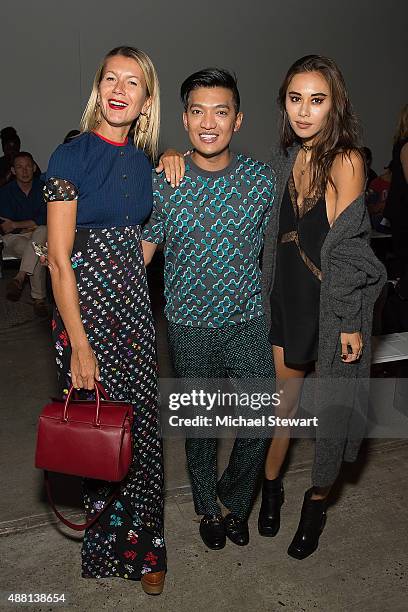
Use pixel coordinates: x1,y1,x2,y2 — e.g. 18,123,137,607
43,177,78,202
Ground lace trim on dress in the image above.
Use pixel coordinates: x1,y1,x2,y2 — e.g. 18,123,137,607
279,174,322,281
43,177,78,202
279,230,322,281
288,173,320,220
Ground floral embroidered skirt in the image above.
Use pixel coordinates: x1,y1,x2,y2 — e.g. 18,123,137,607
52,225,166,580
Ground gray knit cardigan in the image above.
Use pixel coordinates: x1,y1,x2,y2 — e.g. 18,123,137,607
261,145,387,486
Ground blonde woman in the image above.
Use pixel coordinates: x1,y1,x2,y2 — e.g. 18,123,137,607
44,46,165,594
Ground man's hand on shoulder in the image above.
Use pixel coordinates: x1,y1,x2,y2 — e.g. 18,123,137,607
155,149,188,187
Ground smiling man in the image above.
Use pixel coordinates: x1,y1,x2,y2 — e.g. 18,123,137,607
142,68,276,551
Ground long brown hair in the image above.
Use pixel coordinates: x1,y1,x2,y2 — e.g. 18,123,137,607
278,55,362,196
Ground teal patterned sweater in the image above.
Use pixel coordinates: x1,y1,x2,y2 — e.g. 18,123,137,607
142,153,276,327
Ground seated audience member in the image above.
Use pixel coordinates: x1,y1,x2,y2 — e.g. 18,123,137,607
0,127,21,187
0,126,41,187
382,271,408,333
383,104,408,276
366,164,392,231
363,146,378,185
0,152,48,316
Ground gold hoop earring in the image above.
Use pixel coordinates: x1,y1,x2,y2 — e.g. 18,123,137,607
94,107,101,125
138,112,150,134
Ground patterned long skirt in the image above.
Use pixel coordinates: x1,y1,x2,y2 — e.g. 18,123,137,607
51,225,166,580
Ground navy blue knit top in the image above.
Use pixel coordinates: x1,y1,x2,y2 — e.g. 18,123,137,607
44,131,153,228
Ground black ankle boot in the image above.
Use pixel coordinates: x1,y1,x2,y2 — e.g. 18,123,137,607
258,477,284,537
287,488,327,560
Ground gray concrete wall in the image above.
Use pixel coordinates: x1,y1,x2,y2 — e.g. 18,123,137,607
1,0,407,171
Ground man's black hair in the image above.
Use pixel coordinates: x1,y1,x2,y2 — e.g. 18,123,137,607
180,68,240,113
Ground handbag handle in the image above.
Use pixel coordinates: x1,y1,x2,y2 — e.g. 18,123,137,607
44,471,119,532
62,382,109,427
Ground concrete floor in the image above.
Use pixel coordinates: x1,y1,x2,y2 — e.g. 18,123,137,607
0,260,407,612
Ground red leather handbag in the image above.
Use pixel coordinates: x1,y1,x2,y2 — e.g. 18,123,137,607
35,382,133,531
35,382,133,481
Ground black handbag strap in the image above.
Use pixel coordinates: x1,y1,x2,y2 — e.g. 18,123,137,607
44,471,119,532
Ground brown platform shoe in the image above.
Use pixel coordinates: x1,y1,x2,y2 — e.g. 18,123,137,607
141,570,165,595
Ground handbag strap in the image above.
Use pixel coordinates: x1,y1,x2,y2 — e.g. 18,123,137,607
44,471,119,532
64,382,110,427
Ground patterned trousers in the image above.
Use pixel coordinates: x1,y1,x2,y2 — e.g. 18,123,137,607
167,315,275,520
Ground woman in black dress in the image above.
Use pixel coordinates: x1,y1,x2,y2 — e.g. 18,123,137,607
258,55,384,558
44,46,166,594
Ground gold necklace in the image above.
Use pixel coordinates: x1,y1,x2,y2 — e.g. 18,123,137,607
300,145,312,176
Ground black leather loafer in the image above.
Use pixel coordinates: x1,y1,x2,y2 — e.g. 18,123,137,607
199,514,226,550
224,513,249,546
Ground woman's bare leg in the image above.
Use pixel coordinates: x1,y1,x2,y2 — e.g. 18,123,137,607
264,346,306,480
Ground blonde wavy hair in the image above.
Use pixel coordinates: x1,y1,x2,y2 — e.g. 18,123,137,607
394,103,408,144
80,46,160,161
